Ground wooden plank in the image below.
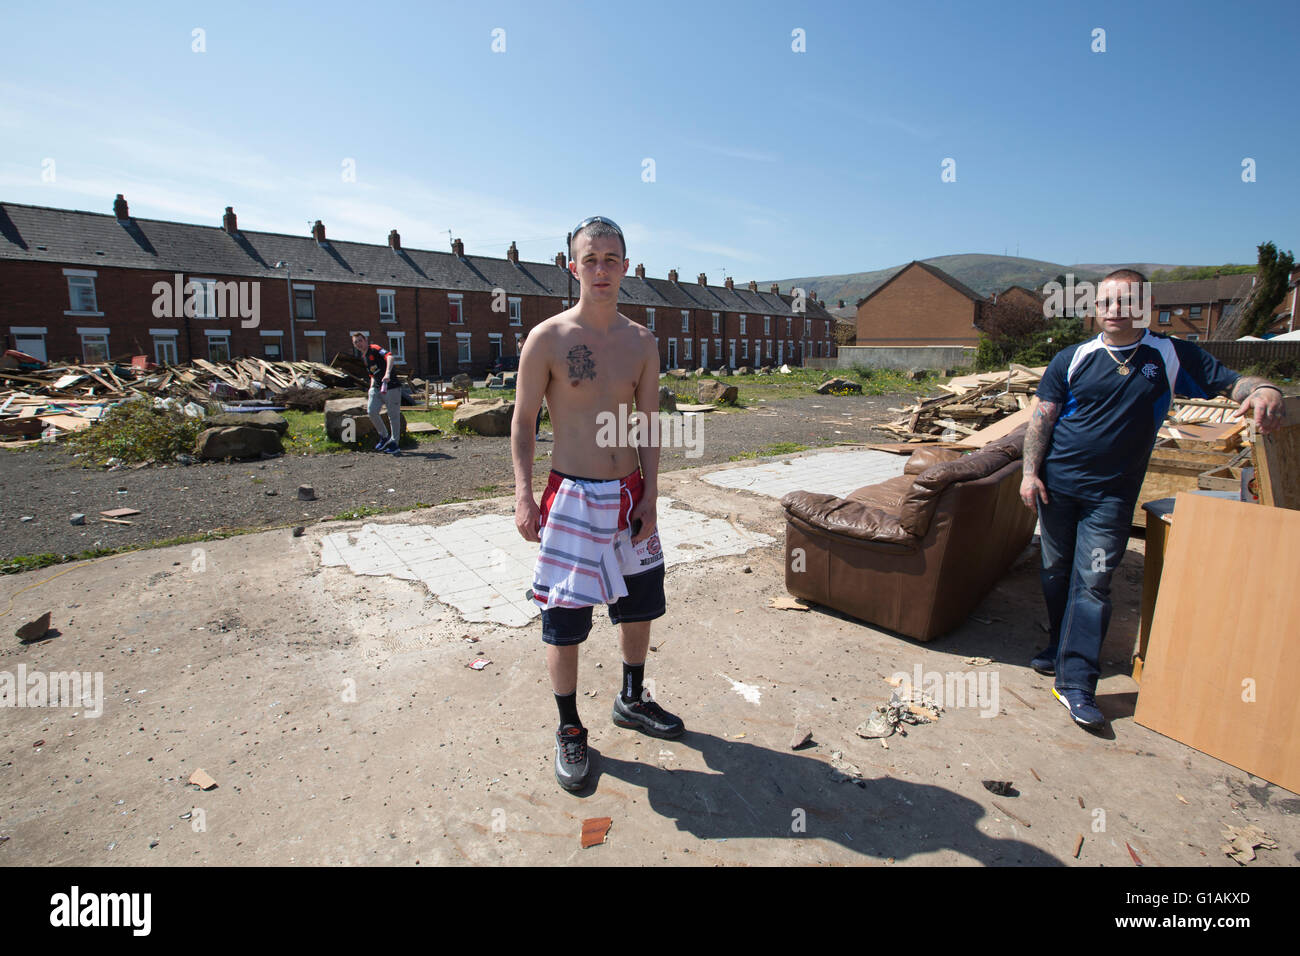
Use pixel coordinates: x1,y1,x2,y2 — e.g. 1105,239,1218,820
1135,494,1300,794
1253,396,1300,510
957,404,1034,448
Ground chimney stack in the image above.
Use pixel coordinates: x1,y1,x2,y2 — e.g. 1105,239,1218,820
222,206,238,234
697,273,707,286
838,299,845,308
311,220,326,242
388,229,401,250
770,284,780,294
635,264,646,279
113,194,129,221
810,291,818,302
725,277,734,290
555,252,566,268
507,241,519,264
748,280,757,292
668,269,679,283
452,237,465,257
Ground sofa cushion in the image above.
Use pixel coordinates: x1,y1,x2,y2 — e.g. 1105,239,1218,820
898,443,1020,537
903,446,965,475
780,491,916,546
846,473,912,512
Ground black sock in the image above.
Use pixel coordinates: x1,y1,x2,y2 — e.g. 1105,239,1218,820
622,662,645,703
555,692,581,729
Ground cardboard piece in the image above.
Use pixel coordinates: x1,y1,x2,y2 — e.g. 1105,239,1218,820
189,768,217,790
1134,494,1300,794
100,508,141,518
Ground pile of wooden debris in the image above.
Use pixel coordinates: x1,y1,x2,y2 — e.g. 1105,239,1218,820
0,354,364,444
878,364,1044,443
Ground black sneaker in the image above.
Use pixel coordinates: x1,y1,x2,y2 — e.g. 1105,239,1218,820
554,724,590,791
1030,650,1055,676
612,694,684,739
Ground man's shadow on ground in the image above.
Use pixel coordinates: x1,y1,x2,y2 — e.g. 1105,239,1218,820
591,731,1062,865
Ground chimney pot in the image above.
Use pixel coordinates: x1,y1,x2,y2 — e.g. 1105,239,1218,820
748,280,757,292
312,220,326,242
388,229,401,250
668,269,679,283
222,206,238,234
635,263,646,279
507,241,519,264
698,273,707,286
113,194,129,220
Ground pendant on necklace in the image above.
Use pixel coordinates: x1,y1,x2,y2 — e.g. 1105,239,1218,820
1117,365,1131,376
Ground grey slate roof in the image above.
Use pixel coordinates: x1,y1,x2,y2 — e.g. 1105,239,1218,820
0,200,831,319
1151,275,1255,306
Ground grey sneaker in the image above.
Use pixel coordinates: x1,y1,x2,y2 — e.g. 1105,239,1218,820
554,725,590,791
612,694,684,739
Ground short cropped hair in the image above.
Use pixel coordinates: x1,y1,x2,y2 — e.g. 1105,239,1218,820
1101,267,1148,285
570,220,626,260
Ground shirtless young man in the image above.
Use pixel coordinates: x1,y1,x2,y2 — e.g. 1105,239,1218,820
511,216,683,793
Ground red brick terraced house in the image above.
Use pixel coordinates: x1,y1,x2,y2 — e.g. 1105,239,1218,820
854,260,988,346
0,197,835,376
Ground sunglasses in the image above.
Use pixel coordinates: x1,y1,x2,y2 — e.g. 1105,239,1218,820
571,215,624,239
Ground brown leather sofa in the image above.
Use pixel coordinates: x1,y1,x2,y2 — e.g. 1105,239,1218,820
780,427,1036,641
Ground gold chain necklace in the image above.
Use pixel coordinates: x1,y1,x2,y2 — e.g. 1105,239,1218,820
1102,336,1141,376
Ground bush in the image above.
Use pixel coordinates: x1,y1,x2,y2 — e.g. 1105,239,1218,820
66,399,203,465
976,320,1091,371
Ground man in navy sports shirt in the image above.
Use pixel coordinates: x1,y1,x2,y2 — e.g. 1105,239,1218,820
1020,268,1286,730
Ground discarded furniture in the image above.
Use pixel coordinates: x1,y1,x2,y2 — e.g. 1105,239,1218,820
780,426,1036,641
1252,395,1300,510
1135,493,1300,794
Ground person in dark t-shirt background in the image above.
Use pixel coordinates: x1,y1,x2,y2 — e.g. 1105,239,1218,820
351,331,402,454
1020,268,1286,731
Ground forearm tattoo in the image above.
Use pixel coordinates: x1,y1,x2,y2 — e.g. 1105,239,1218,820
567,345,596,383
1023,400,1059,477
1231,376,1272,402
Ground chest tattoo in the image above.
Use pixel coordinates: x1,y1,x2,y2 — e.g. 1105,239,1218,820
567,344,596,384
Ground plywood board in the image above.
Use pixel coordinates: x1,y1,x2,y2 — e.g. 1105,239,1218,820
1134,494,1300,794
1253,395,1300,511
957,404,1033,448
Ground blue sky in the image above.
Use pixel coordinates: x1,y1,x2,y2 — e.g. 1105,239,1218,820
2,0,1296,281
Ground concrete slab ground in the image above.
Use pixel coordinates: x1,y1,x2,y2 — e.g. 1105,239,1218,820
1,448,1296,867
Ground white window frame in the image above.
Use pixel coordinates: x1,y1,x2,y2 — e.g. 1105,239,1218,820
766,339,773,359
387,331,407,364
457,332,472,363
293,284,316,321
205,329,232,363
190,277,219,319
11,326,48,362
804,318,812,336
64,269,100,315
684,338,692,361
646,308,656,332
681,310,690,333
488,332,503,361
764,315,771,335
741,339,749,360
739,314,747,335
786,317,792,335
449,294,465,325
514,332,522,353
712,312,720,334
714,339,722,361
508,297,522,326
150,328,179,365
378,290,396,323
78,325,110,361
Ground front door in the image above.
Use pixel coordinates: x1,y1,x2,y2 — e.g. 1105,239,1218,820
728,339,736,367
427,339,442,377
668,339,677,369
305,336,325,363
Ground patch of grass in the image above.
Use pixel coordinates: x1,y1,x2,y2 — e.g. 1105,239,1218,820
329,505,386,521
0,529,246,575
728,441,809,462
66,399,203,465
282,407,456,454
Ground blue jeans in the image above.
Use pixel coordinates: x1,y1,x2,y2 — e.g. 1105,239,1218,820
1037,491,1133,694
